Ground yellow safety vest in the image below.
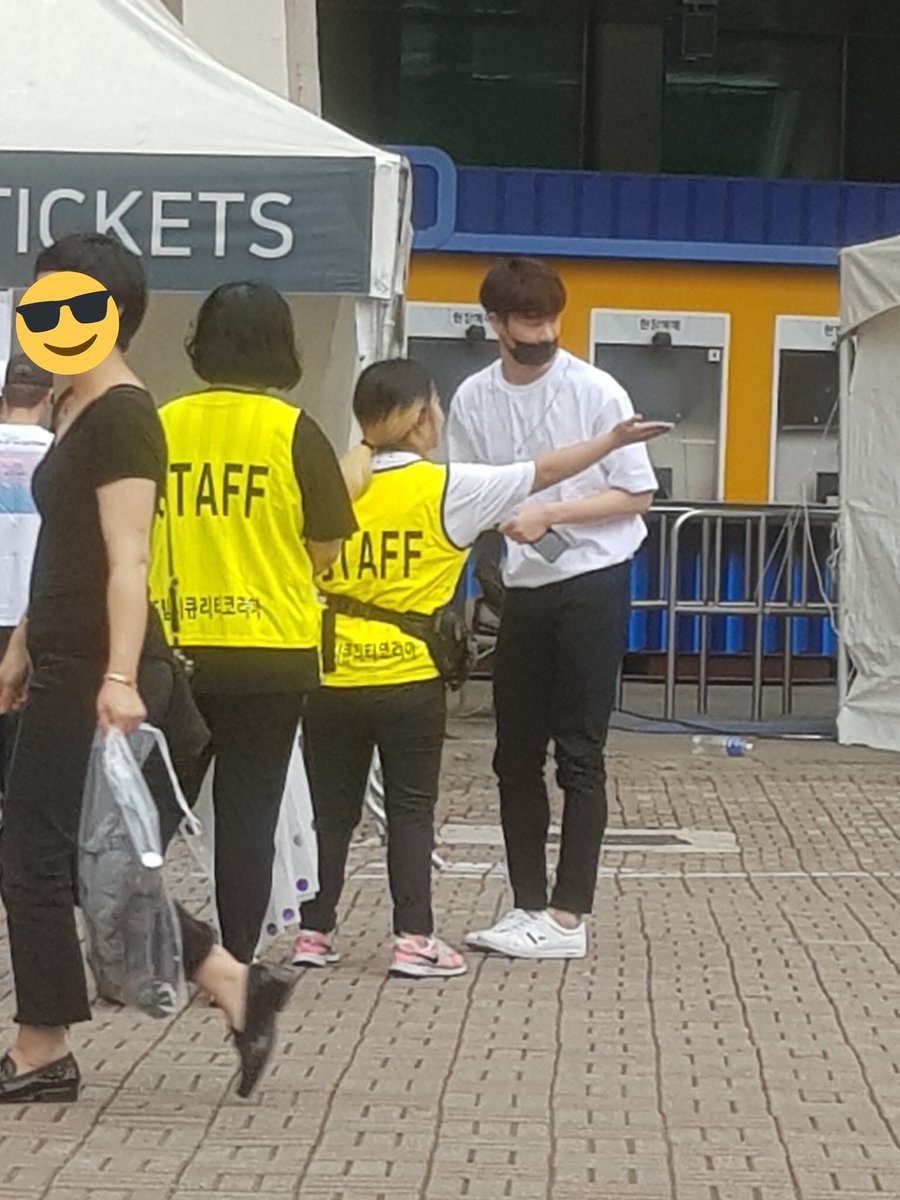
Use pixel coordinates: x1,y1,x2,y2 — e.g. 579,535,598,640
149,389,321,652
320,457,467,688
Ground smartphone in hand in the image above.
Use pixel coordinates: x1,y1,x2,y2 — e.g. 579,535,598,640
530,528,571,563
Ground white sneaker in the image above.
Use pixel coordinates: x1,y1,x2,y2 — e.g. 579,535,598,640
472,910,587,960
465,909,535,951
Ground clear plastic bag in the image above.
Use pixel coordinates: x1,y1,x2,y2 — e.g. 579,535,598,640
77,724,199,1018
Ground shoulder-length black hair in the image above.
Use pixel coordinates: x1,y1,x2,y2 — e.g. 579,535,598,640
186,281,302,390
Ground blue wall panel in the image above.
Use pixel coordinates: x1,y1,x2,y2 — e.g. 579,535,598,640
842,186,883,247
690,177,730,243
655,176,693,242
806,183,842,248
400,146,900,266
456,169,498,235
729,179,767,244
410,166,439,236
539,173,578,238
768,181,807,247
500,172,538,236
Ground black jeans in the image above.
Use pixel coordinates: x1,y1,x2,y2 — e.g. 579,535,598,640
0,627,15,798
0,711,16,801
192,691,305,964
493,563,631,915
300,679,446,937
0,654,214,1028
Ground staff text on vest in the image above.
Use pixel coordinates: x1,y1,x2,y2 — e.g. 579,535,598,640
168,461,270,517
324,530,424,581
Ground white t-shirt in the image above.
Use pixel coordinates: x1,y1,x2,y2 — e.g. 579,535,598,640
447,349,658,588
372,451,536,546
0,422,53,626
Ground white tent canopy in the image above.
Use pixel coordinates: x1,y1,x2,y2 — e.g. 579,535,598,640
1,0,410,445
837,233,900,750
0,0,408,297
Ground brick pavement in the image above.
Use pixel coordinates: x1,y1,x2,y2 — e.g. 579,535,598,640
2,724,900,1199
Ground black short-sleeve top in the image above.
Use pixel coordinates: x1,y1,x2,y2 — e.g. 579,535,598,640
28,385,170,663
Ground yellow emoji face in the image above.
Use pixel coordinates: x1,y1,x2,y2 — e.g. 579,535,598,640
15,271,119,375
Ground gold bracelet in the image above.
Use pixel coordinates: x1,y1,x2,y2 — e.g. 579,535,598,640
105,672,137,690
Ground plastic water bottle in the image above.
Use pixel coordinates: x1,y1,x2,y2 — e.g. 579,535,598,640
691,734,754,758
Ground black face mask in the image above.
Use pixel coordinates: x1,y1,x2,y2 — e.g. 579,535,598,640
510,339,558,367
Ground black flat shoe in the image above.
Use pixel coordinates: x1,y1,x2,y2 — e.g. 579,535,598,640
233,963,297,1099
0,1053,81,1104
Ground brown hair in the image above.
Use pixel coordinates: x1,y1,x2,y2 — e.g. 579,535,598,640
3,353,52,411
479,257,567,320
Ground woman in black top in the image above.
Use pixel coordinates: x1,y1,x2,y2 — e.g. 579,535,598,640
0,234,294,1104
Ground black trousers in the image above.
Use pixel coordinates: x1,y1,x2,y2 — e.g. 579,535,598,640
300,679,445,937
0,627,15,798
0,654,215,1028
192,691,305,964
493,563,631,916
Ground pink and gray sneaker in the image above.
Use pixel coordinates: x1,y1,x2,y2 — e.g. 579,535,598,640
389,936,467,979
292,930,340,968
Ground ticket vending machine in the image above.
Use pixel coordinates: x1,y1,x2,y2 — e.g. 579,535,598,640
405,302,500,413
770,317,840,504
590,310,729,501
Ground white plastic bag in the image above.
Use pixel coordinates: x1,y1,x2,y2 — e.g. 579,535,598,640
262,731,319,938
77,725,197,1018
191,725,319,952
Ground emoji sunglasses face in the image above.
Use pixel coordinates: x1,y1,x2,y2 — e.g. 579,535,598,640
17,290,112,337
15,271,120,375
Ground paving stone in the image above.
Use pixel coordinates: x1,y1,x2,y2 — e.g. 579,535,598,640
3,730,900,1197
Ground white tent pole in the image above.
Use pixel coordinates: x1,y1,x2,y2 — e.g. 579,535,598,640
836,332,850,715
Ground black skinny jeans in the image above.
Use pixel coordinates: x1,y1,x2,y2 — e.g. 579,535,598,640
191,691,305,964
0,627,16,798
0,654,214,1028
300,679,446,937
493,563,631,916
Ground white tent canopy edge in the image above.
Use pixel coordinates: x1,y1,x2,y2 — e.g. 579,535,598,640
1,0,411,448
837,233,900,750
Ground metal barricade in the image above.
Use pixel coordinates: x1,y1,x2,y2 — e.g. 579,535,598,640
461,502,839,721
643,504,839,720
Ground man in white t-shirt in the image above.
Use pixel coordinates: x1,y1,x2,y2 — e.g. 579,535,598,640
447,258,658,960
0,354,53,792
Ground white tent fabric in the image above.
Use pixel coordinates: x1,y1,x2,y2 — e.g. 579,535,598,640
1,0,411,446
840,235,900,335
0,0,408,302
3,0,379,159
837,235,900,749
0,0,408,299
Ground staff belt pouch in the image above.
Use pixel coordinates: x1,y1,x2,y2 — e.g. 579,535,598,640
322,593,474,691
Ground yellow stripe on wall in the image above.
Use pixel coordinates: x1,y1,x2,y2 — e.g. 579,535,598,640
408,254,839,503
